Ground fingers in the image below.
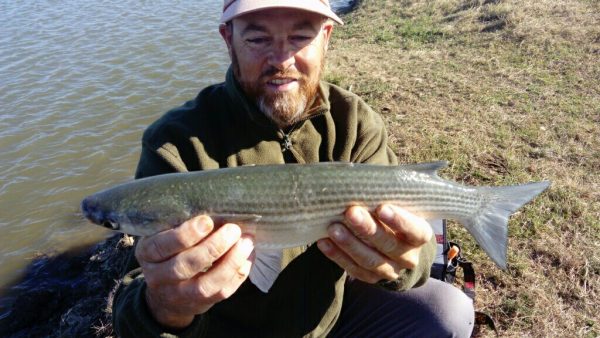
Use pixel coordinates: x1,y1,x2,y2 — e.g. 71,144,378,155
136,215,214,264
376,205,433,246
317,229,399,283
142,223,244,286
346,206,399,252
318,205,433,283
142,225,255,328
144,235,254,328
185,235,255,303
157,235,254,311
349,206,432,268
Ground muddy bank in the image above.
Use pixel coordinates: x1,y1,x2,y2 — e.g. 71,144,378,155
0,234,134,337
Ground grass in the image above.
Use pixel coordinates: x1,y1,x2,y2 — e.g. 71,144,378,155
326,0,600,336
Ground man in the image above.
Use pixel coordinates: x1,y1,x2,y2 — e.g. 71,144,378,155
113,1,474,337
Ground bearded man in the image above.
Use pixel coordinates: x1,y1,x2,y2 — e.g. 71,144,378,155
112,1,475,337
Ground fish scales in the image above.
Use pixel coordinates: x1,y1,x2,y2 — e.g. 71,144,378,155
81,161,550,268
210,166,452,221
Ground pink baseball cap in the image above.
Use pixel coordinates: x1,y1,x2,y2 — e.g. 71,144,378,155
221,0,343,25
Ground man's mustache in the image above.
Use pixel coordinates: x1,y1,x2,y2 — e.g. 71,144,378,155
261,67,302,80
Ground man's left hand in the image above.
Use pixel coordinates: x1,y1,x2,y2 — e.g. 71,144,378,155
317,204,433,284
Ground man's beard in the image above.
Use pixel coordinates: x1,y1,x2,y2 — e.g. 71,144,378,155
232,49,324,128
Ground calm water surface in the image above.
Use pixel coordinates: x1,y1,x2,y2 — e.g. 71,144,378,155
0,1,353,289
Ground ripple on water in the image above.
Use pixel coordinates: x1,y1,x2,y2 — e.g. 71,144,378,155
0,0,229,287
0,0,353,288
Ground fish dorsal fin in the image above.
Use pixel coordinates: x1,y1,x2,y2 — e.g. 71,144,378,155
399,161,448,176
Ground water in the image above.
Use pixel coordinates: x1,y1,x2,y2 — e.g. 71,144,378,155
0,1,353,289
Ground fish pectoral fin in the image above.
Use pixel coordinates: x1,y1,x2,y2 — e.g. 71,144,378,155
399,161,448,176
211,213,262,225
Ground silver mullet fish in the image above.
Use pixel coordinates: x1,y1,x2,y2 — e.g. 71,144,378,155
81,162,550,269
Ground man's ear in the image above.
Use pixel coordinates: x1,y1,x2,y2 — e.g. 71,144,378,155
321,22,334,51
219,23,234,56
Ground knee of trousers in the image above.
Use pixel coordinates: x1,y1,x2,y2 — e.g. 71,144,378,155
429,281,475,338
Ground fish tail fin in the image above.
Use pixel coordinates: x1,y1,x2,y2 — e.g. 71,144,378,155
460,181,550,269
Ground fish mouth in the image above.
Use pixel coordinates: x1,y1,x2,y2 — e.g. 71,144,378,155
81,196,120,231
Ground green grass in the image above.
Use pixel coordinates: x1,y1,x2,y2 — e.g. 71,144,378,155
327,0,600,336
396,16,445,44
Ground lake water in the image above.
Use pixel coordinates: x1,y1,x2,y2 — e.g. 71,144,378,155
0,0,354,290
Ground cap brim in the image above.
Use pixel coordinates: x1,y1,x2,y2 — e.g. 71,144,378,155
221,0,343,25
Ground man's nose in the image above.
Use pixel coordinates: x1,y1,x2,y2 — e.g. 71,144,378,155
267,41,296,71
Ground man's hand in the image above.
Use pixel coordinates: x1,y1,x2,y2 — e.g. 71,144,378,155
135,215,255,329
317,205,433,284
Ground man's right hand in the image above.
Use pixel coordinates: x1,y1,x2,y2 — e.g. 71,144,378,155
135,215,255,329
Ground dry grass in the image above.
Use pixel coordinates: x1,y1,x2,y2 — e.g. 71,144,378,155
326,0,600,336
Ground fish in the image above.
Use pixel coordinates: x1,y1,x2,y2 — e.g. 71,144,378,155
81,161,550,269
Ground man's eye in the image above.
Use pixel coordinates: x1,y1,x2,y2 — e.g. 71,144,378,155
246,37,270,45
291,35,311,42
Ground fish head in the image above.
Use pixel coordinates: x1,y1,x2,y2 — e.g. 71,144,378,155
81,193,124,230
81,182,191,237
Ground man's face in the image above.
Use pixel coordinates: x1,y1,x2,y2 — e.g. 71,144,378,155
220,8,333,128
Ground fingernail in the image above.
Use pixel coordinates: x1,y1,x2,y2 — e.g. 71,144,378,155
378,205,393,222
195,217,213,235
317,239,331,252
239,260,252,277
239,237,255,255
330,223,345,240
225,223,242,237
348,208,363,226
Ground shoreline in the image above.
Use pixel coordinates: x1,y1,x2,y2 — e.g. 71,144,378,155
334,0,361,15
0,234,134,337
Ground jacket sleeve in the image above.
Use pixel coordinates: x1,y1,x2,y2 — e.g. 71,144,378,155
112,144,210,337
350,99,436,291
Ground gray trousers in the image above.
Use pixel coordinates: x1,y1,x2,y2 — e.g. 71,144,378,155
328,278,474,338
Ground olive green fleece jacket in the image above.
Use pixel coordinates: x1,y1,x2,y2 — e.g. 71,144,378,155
112,68,436,338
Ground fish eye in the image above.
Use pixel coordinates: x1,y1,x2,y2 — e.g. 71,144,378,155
102,219,120,231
